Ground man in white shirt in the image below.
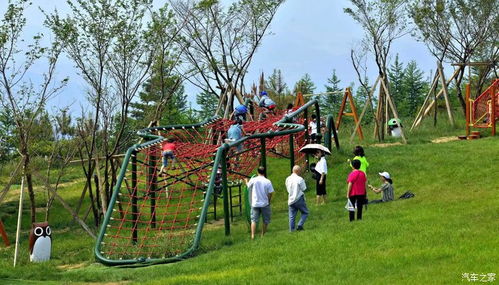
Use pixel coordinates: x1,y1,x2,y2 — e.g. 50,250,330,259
245,166,274,240
309,114,318,143
285,165,309,231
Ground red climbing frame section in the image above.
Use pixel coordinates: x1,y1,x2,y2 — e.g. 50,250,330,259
469,78,499,135
98,107,309,261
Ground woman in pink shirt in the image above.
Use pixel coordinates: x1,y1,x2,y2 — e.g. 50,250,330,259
346,159,367,221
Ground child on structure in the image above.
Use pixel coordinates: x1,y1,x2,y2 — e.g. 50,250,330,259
225,119,245,152
368,172,394,204
346,159,367,221
314,150,328,205
258,91,276,120
160,138,176,173
309,114,318,143
245,166,274,240
231,104,251,122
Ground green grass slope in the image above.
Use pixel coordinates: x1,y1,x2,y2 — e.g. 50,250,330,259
0,136,498,284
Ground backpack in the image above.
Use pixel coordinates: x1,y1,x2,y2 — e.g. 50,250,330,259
398,191,415,199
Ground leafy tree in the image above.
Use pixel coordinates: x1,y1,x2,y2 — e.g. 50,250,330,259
402,61,428,117
293,73,316,95
171,0,285,116
266,69,288,97
196,90,219,120
321,70,342,116
410,0,498,111
0,0,67,223
345,0,409,140
388,54,406,108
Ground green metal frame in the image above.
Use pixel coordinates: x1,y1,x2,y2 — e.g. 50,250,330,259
95,99,336,266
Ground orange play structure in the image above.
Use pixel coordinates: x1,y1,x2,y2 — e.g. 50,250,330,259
466,78,499,137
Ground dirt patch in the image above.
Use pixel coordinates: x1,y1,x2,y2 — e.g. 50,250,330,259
371,142,402,148
431,136,459,144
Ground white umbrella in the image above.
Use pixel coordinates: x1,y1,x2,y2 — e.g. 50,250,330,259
299,144,331,155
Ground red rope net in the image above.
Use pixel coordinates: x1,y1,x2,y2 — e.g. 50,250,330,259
472,79,499,128
99,108,309,261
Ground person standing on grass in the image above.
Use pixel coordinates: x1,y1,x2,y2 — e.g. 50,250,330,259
314,150,328,205
245,166,274,240
352,145,369,174
369,172,394,204
347,159,367,221
285,165,309,231
308,114,318,143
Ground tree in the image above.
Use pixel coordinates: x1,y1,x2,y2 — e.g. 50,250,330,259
402,61,428,117
410,0,498,111
196,90,219,120
321,70,342,116
388,54,406,108
0,0,67,223
266,69,288,97
46,0,155,226
345,0,409,140
170,0,285,117
293,73,316,95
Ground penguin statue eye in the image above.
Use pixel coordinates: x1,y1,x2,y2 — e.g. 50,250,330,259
45,226,51,236
34,227,43,237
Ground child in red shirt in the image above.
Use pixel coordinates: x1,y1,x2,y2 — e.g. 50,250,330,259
160,138,176,173
346,159,367,221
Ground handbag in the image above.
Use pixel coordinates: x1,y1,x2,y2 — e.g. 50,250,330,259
344,199,355,211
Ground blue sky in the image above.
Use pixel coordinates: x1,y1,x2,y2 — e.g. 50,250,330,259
2,0,441,115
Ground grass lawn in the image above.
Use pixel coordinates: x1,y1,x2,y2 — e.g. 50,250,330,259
0,121,498,284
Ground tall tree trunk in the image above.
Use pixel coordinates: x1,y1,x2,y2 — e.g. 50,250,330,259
23,154,36,224
454,68,467,113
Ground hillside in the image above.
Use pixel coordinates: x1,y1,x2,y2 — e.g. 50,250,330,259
0,136,498,284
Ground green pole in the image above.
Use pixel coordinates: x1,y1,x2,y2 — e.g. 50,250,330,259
260,137,267,176
315,102,322,143
303,108,309,170
221,151,230,236
289,134,295,172
131,151,138,244
149,148,157,228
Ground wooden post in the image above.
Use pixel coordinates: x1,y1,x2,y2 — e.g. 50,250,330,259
13,176,25,267
437,62,455,126
350,76,380,143
412,67,460,129
411,72,439,131
466,83,471,137
337,88,364,140
0,220,9,247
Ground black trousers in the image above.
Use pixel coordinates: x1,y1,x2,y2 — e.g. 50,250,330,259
349,195,366,221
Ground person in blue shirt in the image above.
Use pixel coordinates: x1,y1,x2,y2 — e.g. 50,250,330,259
231,104,251,121
258,91,276,120
226,119,245,152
